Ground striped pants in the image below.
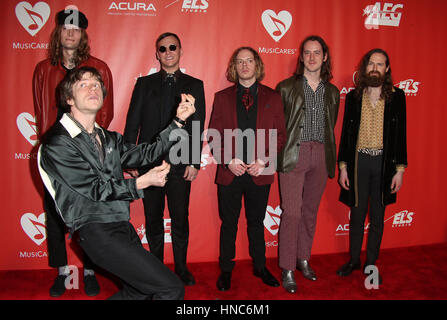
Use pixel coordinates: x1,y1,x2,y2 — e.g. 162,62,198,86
278,142,328,270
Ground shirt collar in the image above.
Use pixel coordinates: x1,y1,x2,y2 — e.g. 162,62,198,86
237,81,258,96
60,113,102,138
161,69,181,82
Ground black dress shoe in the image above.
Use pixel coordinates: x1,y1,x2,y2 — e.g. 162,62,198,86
253,267,280,287
84,274,100,296
281,270,297,294
296,259,317,281
176,269,196,286
336,261,361,277
217,272,231,291
49,275,67,297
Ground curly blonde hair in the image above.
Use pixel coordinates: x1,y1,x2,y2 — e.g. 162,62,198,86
226,47,265,83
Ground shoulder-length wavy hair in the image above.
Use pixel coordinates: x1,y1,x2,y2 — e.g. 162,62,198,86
354,48,393,102
58,66,107,113
48,25,90,66
226,47,265,83
296,35,333,82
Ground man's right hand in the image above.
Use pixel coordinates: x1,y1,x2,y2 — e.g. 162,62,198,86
339,167,350,190
136,161,170,189
227,158,247,176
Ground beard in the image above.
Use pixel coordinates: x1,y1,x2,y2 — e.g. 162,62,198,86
365,71,385,87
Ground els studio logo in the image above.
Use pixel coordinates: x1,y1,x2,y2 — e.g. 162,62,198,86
21,213,47,246
17,112,38,146
396,79,420,96
363,2,404,29
15,1,50,36
262,10,292,42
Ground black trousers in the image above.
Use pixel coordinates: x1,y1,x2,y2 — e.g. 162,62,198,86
143,174,191,273
217,174,271,273
349,153,386,265
44,188,94,270
77,221,184,300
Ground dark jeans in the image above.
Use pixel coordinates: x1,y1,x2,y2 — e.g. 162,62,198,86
44,188,95,270
143,174,191,273
77,221,184,300
217,174,271,273
349,152,386,265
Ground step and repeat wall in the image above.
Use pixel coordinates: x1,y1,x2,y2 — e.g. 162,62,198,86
1,0,445,270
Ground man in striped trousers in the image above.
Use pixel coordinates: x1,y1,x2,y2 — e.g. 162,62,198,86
276,35,340,294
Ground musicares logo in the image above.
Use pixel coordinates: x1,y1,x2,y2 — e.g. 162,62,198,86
15,1,51,37
17,112,38,146
264,205,282,236
262,10,292,42
21,213,47,246
137,219,172,244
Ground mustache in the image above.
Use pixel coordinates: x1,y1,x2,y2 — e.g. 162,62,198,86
368,71,381,77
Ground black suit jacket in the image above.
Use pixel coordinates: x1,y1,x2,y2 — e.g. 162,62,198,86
124,70,206,174
338,87,407,207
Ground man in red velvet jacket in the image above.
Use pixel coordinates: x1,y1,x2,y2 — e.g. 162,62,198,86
32,8,113,298
208,47,286,291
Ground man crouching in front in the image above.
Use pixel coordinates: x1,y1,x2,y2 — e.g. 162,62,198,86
38,66,196,300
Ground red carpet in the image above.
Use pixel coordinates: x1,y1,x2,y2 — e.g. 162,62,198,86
1,243,447,300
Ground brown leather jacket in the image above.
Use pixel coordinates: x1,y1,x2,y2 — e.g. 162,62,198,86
32,56,114,139
276,75,340,178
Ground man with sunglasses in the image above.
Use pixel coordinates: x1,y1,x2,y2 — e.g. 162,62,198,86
124,32,205,286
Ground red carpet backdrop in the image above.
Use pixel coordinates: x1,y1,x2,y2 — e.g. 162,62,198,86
1,0,446,270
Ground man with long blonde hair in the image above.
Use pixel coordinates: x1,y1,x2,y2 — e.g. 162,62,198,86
208,46,286,291
32,8,113,297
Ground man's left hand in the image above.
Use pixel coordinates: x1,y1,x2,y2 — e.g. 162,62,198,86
247,159,265,177
391,171,404,194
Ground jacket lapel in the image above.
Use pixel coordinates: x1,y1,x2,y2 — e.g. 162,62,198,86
256,84,267,128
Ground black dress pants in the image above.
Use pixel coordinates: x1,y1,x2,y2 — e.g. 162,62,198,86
349,153,386,266
44,188,95,269
217,174,271,273
143,173,191,273
77,221,184,300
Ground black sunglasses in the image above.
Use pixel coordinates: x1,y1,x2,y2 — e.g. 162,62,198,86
158,44,177,53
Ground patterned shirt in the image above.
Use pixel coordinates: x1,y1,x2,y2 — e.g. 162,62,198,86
300,78,325,143
357,93,385,150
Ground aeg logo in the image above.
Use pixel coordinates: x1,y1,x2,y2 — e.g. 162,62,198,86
363,2,404,29
396,79,420,96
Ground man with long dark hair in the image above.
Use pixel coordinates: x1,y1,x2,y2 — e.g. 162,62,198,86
276,35,340,293
123,32,205,286
336,49,407,285
208,46,286,291
32,7,113,297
